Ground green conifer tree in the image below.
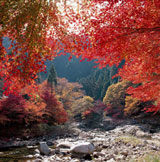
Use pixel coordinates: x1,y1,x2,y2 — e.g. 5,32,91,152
47,64,57,95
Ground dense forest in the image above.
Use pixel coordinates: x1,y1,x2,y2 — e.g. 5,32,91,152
0,0,160,161
41,54,124,100
0,35,158,138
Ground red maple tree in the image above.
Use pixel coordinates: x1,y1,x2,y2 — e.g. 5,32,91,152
67,0,160,112
0,0,160,112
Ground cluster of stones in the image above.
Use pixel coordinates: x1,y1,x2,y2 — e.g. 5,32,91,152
30,124,160,162
1,120,160,162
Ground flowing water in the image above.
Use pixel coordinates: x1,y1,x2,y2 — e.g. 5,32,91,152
0,146,36,162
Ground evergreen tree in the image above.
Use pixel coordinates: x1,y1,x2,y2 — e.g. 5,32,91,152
79,67,112,100
47,64,57,94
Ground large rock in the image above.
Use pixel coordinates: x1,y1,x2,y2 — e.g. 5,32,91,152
70,142,95,154
39,142,51,155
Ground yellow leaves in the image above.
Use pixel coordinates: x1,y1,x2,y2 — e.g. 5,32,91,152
124,96,140,116
83,96,94,102
103,81,133,117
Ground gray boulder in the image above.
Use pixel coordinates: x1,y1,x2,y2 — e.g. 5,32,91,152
71,142,95,154
39,142,51,155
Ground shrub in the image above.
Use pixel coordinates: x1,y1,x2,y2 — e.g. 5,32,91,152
0,81,69,138
25,82,68,125
82,101,107,127
71,95,94,119
55,78,85,111
124,96,154,117
0,92,47,128
103,80,153,118
124,96,141,116
41,88,68,125
103,81,133,118
0,94,28,126
0,82,68,126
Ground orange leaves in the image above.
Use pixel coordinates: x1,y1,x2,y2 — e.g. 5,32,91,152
0,80,68,127
82,110,92,118
38,82,68,124
55,78,84,109
0,0,160,114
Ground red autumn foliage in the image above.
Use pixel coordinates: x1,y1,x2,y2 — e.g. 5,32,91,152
0,0,159,114
67,0,160,113
41,88,68,125
82,101,106,118
0,81,68,127
23,81,68,125
81,101,107,126
0,95,28,126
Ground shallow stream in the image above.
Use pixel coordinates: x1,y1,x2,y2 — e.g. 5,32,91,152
0,146,36,162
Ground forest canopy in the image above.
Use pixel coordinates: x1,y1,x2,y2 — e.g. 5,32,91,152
0,0,160,112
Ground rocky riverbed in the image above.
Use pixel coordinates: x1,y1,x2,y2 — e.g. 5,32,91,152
1,118,160,162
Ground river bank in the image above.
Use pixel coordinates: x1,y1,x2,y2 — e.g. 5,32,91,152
0,118,160,162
